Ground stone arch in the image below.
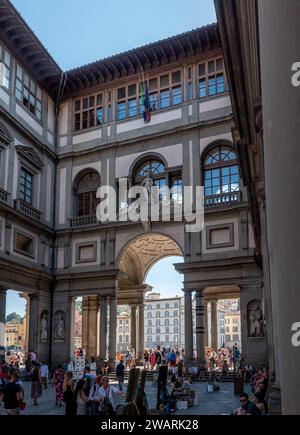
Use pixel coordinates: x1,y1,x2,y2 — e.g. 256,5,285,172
200,138,236,162
117,231,184,304
71,168,101,217
129,152,168,178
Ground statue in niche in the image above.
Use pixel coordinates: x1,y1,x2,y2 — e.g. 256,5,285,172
54,313,65,341
40,312,48,342
249,302,264,337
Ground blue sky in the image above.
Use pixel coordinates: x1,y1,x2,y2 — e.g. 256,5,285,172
11,0,216,70
6,1,214,314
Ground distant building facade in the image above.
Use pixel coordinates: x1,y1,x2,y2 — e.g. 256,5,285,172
5,319,26,349
145,293,182,349
225,311,241,349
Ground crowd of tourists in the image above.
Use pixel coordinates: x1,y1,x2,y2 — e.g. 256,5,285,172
0,343,270,416
0,357,125,416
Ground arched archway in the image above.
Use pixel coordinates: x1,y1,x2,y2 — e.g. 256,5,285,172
117,232,184,353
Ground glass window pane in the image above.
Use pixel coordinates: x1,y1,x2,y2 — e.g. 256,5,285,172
36,86,42,100
16,65,23,79
83,98,89,110
96,94,103,105
89,96,95,107
199,78,206,98
75,113,81,131
216,58,223,71
171,86,182,105
117,87,126,100
172,71,181,84
208,60,215,74
188,67,192,80
128,98,137,117
208,76,216,96
96,108,103,125
128,84,136,97
160,90,170,108
4,50,10,67
198,63,206,76
149,78,157,91
188,82,193,100
160,74,169,88
117,102,126,120
24,73,29,87
75,100,81,111
149,93,158,111
217,73,225,93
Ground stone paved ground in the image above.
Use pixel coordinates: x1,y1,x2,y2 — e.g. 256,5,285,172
0,379,243,416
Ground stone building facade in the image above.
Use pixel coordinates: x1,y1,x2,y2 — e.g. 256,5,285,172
215,0,300,415
0,0,265,373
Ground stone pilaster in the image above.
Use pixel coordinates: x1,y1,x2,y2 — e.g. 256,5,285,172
130,305,137,352
109,295,117,365
99,296,107,361
195,290,205,362
210,300,218,350
184,290,193,360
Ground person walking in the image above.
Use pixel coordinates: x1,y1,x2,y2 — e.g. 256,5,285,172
63,372,77,415
40,361,49,389
30,362,42,406
98,376,123,416
116,359,125,391
74,378,90,415
88,375,102,415
52,364,65,407
0,371,24,415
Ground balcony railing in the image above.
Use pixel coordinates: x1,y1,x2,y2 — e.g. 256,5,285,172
69,215,98,228
205,191,241,208
14,199,42,222
0,186,9,204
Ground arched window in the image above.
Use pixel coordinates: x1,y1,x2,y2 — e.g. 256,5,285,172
156,319,160,326
147,312,152,318
203,145,240,206
76,171,100,216
134,158,183,203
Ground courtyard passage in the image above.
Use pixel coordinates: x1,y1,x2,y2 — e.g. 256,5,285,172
0,378,242,416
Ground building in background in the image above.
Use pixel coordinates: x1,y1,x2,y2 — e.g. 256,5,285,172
5,319,26,349
224,311,241,349
145,293,182,350
116,306,131,353
74,299,82,350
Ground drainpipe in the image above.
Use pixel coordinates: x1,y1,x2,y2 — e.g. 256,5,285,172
48,72,67,369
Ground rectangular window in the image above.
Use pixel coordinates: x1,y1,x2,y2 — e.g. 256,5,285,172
0,43,11,89
187,66,193,101
15,65,42,120
20,168,33,205
74,92,103,131
198,57,227,99
15,231,34,257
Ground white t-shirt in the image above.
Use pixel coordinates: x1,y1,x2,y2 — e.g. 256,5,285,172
98,385,120,411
